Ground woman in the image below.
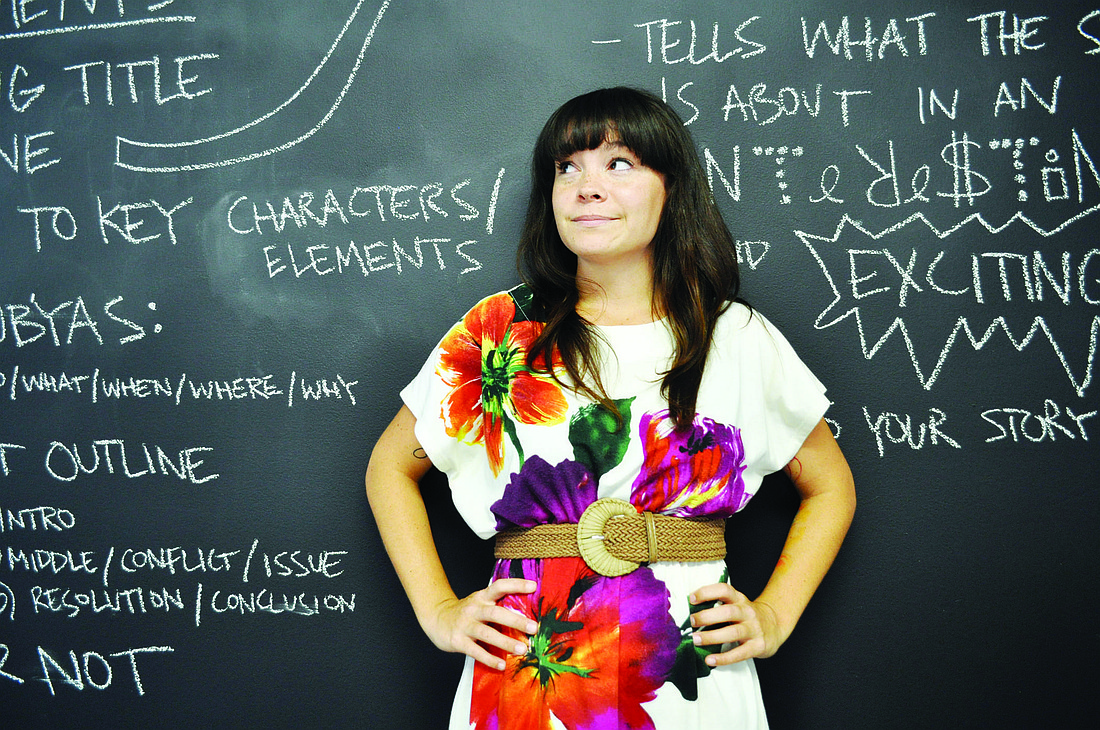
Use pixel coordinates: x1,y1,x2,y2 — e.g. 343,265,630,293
366,87,855,729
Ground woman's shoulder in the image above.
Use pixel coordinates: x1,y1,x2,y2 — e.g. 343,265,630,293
713,301,794,353
715,300,762,333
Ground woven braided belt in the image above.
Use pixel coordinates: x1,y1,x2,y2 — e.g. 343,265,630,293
494,498,726,577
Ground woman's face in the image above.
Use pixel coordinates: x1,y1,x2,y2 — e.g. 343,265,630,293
551,140,666,274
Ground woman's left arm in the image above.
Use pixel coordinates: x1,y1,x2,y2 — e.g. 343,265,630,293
689,417,856,665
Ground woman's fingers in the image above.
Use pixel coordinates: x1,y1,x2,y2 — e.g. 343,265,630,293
482,578,539,635
460,622,524,671
689,581,741,605
688,583,781,665
484,578,537,603
428,578,539,669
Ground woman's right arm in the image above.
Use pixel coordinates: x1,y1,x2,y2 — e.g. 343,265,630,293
365,405,537,670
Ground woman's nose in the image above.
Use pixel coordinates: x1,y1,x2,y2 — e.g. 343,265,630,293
577,172,604,200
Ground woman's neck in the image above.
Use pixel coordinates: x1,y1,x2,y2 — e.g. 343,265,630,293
575,259,659,326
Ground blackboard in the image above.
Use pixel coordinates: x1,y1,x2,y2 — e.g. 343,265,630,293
2,1,1098,727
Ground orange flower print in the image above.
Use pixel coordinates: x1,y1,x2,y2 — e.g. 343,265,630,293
437,292,567,476
471,558,680,730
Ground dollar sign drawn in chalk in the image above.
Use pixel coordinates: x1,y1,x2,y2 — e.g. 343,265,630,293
937,130,992,208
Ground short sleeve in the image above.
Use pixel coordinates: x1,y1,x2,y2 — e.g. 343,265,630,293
399,302,499,537
702,305,829,484
400,337,461,474
754,313,830,473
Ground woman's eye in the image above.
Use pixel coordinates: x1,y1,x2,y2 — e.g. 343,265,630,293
557,160,577,174
609,158,634,171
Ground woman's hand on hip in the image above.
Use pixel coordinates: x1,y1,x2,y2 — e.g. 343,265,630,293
422,578,538,670
688,582,784,665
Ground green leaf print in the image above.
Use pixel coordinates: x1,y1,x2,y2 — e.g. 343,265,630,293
568,397,634,479
501,411,524,467
668,567,730,702
510,284,536,322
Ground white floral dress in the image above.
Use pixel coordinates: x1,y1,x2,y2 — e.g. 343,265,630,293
401,285,829,730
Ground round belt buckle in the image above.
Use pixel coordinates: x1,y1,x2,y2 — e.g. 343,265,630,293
577,498,639,577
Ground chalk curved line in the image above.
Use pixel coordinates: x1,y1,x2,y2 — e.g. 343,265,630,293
0,580,14,622
115,0,391,173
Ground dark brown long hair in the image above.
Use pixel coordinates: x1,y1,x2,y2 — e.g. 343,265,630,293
519,87,743,428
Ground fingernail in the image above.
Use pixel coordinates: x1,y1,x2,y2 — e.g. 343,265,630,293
692,633,702,646
705,655,717,667
526,621,538,634
497,659,506,671
515,642,527,654
688,593,697,604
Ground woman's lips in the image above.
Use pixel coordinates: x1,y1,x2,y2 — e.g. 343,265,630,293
572,215,616,227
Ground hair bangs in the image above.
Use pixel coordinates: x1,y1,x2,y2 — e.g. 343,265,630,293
541,113,615,165
536,88,676,174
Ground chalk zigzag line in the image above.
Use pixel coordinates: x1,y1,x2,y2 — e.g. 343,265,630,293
115,0,391,173
796,208,1100,396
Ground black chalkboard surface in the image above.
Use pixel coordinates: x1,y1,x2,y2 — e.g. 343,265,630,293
2,1,1098,727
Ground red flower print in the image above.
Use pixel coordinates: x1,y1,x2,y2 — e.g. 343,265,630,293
471,558,680,729
437,292,567,476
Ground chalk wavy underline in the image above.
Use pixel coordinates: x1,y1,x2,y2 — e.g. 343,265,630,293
0,16,196,41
